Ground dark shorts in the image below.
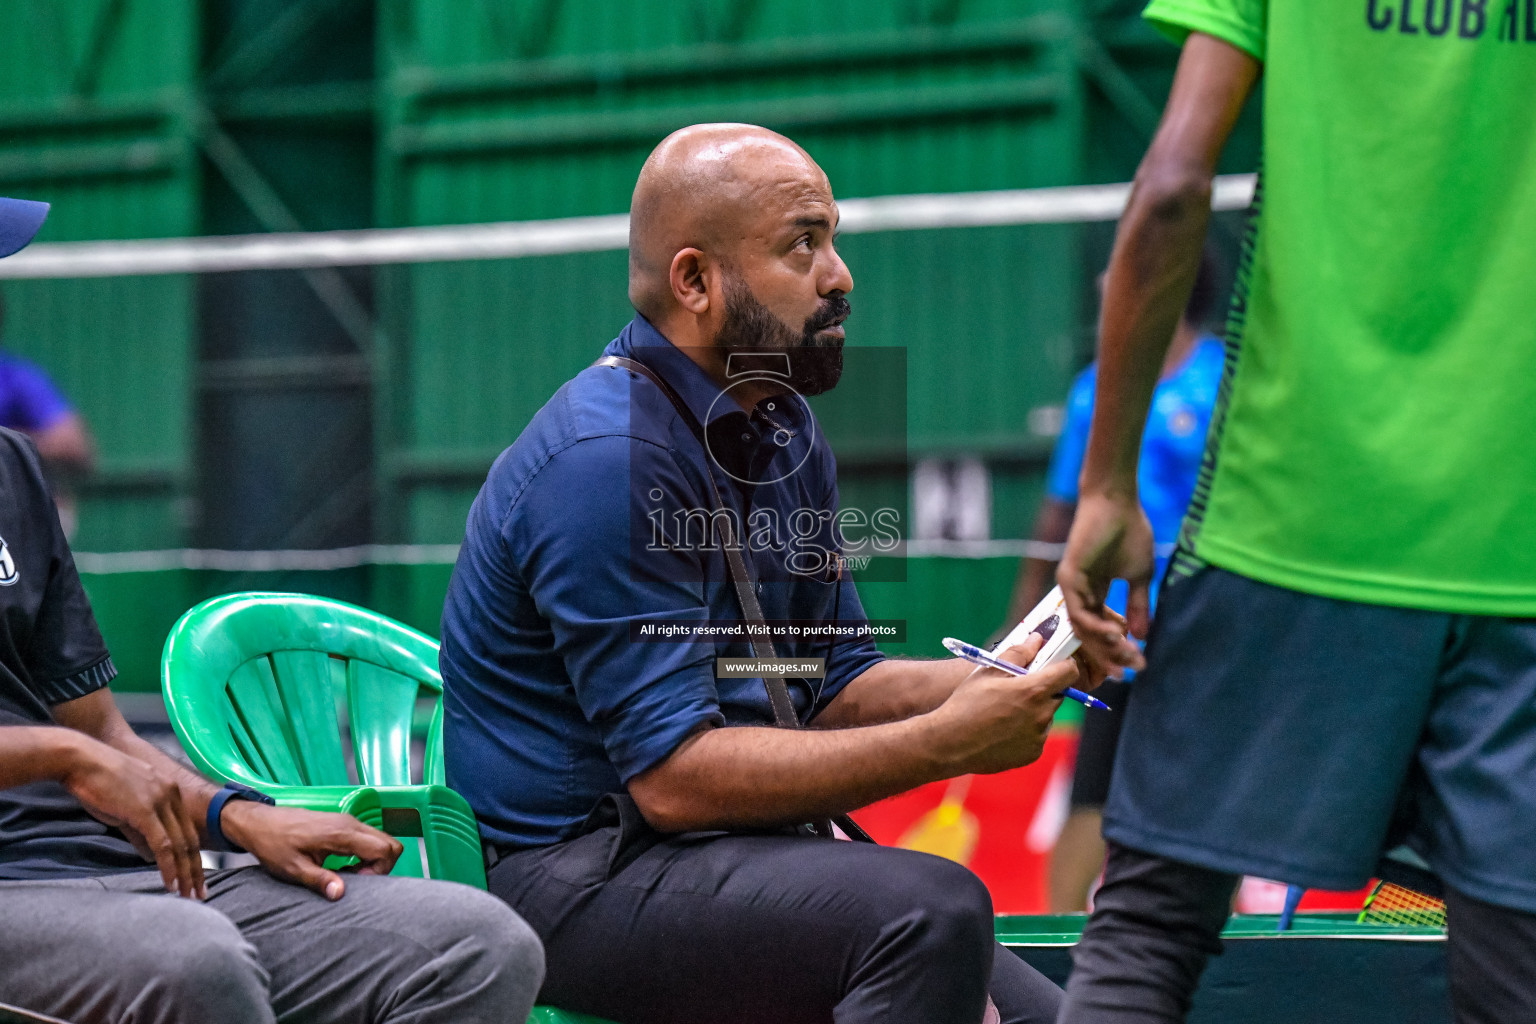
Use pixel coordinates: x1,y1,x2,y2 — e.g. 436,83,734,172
1103,562,1536,912
1068,679,1132,810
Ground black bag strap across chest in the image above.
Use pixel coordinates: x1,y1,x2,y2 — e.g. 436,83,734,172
595,355,800,728
594,354,875,843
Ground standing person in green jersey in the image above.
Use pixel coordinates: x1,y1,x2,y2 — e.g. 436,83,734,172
1053,3,1536,1023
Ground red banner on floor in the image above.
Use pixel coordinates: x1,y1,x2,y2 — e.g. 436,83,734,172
850,731,1371,915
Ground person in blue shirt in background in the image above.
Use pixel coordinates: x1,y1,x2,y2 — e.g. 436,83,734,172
0,288,95,537
1003,251,1224,912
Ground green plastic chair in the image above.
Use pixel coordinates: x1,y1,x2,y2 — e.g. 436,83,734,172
162,592,616,1024
162,591,485,886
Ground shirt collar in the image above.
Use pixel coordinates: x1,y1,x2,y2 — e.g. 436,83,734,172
606,316,809,438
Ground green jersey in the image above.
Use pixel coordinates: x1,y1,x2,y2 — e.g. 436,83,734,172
1145,0,1536,614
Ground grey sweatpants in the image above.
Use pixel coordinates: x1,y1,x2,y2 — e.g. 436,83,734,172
0,867,544,1024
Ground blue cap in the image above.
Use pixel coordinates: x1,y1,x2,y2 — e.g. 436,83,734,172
0,197,50,258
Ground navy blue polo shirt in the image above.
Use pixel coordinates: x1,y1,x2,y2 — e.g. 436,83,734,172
440,316,886,849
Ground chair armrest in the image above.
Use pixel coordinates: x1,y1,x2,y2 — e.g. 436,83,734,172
528,1009,619,1024
251,784,366,815
255,784,488,889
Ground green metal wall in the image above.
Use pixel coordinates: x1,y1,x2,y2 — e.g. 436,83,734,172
378,0,1104,544
194,0,380,552
0,0,1261,554
1,1,1262,687
1,0,200,550
375,0,1260,546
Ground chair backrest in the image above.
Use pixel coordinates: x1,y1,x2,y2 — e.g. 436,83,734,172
162,592,446,790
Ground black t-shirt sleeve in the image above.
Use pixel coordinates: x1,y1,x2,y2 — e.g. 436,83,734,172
1,430,114,705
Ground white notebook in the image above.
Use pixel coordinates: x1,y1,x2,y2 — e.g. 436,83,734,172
991,585,1081,673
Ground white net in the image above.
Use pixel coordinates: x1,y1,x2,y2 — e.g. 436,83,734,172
0,175,1257,280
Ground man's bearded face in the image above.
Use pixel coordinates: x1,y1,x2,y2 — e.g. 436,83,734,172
714,271,849,396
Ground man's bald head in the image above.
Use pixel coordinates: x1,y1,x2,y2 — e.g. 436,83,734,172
627,123,830,320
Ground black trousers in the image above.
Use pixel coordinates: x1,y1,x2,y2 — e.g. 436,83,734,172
486,799,1061,1024
1059,842,1536,1024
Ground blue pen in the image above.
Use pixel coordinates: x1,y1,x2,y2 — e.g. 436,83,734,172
942,637,1112,711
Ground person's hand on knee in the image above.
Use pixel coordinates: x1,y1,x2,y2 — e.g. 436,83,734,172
220,802,402,901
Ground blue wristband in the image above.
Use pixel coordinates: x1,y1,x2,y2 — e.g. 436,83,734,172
206,783,275,854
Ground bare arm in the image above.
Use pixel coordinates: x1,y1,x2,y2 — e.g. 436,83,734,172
811,582,1124,730
52,689,401,900
628,635,1076,832
52,689,220,829
808,655,972,730
1059,32,1260,672
0,725,105,789
2,721,207,899
29,413,94,475
1003,497,1076,630
813,496,1096,731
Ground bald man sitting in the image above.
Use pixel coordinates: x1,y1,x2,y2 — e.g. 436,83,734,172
440,124,1084,1024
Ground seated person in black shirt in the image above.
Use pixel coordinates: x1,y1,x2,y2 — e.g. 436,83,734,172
0,196,544,1024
